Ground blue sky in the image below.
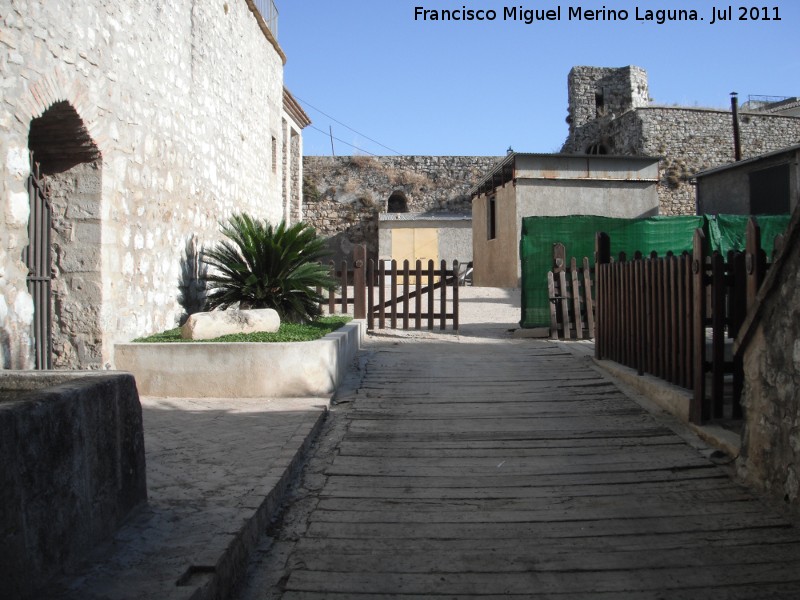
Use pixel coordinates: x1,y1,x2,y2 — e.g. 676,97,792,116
278,1,798,156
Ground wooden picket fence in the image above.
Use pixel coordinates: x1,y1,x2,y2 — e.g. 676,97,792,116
595,218,772,424
547,243,595,340
319,245,460,331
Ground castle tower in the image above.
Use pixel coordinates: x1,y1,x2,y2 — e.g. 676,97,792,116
567,66,649,134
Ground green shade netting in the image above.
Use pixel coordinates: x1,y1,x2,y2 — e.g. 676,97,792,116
706,214,791,256
520,215,703,329
519,214,790,328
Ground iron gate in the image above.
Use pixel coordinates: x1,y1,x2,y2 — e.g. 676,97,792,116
24,152,53,369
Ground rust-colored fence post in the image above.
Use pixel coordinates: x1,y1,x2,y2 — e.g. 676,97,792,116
452,260,460,332
691,228,707,425
367,259,375,330
353,245,367,320
595,232,611,360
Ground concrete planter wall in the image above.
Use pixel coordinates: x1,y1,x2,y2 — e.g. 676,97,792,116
114,320,364,398
0,371,147,599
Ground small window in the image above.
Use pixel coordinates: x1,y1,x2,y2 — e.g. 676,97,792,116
487,195,497,240
271,136,278,173
595,90,605,117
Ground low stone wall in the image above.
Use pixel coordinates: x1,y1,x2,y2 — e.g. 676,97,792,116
0,371,147,599
114,321,364,398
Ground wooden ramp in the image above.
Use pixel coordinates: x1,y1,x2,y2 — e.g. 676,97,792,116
279,337,800,598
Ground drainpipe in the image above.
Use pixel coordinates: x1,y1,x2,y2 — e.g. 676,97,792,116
731,92,742,161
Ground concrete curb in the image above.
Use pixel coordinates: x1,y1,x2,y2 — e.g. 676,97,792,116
590,355,741,458
189,407,328,600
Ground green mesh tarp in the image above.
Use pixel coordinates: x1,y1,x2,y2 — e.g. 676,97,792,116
519,215,704,329
519,213,791,328
707,214,791,256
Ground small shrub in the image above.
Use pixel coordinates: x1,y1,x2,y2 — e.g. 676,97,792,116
201,214,336,323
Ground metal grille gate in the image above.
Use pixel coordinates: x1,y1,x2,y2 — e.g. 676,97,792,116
24,152,53,369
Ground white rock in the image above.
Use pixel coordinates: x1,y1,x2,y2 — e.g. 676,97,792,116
181,308,280,341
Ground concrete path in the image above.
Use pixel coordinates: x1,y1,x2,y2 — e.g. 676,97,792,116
46,396,328,600
238,288,800,599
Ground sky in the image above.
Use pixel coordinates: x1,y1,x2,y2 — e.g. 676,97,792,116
278,1,799,157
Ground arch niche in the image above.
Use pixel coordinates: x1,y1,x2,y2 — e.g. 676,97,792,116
28,100,103,369
387,190,409,213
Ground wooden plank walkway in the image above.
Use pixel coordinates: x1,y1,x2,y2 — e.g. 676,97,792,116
278,337,800,599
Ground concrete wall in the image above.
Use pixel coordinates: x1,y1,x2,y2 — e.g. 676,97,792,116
0,371,146,598
378,215,473,266
471,154,659,288
0,1,289,369
736,207,800,508
303,155,501,264
472,184,518,288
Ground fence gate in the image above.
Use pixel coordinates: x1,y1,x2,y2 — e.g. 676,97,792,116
320,245,461,331
24,153,53,369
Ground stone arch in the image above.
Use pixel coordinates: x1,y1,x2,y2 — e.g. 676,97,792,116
28,100,103,369
387,191,409,213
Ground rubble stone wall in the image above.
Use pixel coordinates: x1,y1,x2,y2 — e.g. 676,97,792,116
563,67,800,215
303,155,501,263
739,210,800,508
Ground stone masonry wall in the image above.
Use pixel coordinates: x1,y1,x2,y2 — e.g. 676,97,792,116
562,67,800,215
738,208,800,509
0,0,286,368
303,155,501,263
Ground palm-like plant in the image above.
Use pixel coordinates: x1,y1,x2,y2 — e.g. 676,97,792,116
201,214,336,323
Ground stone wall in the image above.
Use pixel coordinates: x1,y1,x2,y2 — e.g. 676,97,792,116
737,207,800,509
303,155,501,263
1,0,288,368
562,67,800,215
0,371,146,598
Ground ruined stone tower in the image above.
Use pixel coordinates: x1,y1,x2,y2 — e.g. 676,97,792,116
566,66,649,154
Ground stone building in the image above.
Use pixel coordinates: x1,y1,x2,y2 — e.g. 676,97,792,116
302,155,501,264
0,1,307,370
562,66,800,215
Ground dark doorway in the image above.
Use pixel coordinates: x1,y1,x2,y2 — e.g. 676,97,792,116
749,164,790,215
28,101,102,369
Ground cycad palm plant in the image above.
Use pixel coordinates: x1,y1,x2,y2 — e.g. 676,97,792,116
201,214,336,323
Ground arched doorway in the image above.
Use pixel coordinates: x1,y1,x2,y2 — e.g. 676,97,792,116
28,101,102,369
387,191,409,213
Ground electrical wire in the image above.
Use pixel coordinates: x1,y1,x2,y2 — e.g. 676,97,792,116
293,94,403,155
306,124,379,156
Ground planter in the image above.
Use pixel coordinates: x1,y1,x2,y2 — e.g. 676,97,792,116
0,371,146,599
114,320,364,398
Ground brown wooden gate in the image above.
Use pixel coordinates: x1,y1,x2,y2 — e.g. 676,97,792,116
23,153,53,369
320,245,460,331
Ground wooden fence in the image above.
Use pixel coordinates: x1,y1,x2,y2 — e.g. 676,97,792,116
595,218,770,424
547,243,595,340
319,245,460,331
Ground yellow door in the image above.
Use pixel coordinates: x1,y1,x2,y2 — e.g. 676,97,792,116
391,228,439,284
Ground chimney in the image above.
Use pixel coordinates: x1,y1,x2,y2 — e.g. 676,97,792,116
731,92,742,161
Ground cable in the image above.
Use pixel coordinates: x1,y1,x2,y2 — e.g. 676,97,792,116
306,124,380,156
293,94,403,155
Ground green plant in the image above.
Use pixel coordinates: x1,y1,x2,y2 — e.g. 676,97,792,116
201,214,336,323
